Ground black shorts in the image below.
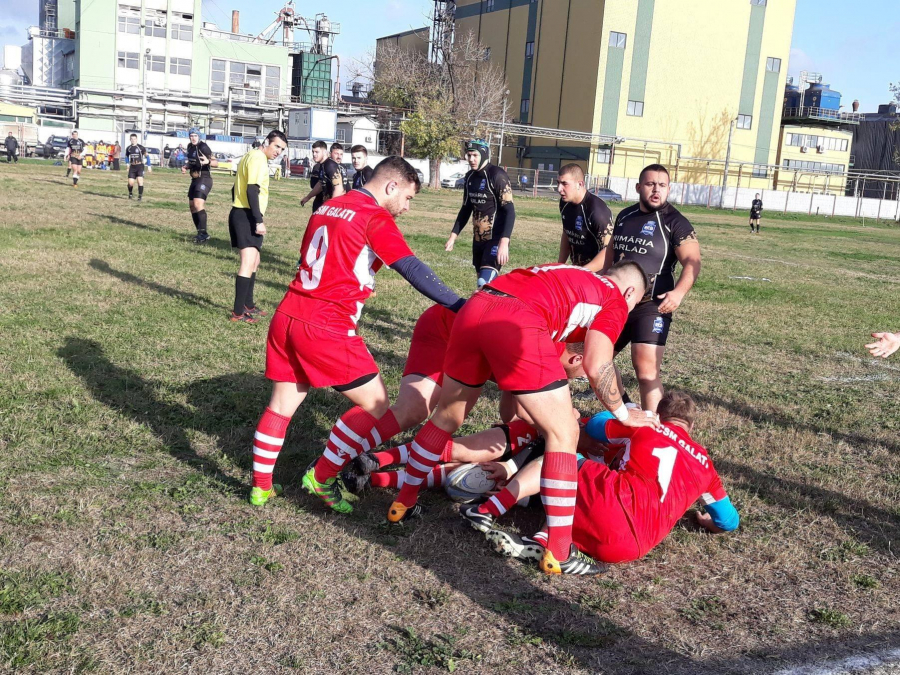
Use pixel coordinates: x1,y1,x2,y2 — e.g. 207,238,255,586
188,174,213,200
229,208,263,250
128,164,144,179
614,299,672,352
69,157,82,166
750,211,761,220
472,240,502,272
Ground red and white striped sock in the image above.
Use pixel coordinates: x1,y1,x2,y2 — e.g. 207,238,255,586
396,421,451,507
477,486,518,518
540,451,578,561
531,530,548,547
371,443,410,469
425,464,448,488
314,407,377,483
251,407,291,490
506,420,539,455
370,465,446,489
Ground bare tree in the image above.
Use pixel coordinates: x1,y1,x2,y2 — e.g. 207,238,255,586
891,82,900,167
368,30,509,187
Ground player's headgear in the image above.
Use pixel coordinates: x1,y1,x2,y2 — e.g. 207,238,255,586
465,139,490,170
188,127,201,136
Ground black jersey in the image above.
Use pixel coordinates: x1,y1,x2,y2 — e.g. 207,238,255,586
452,164,515,242
125,144,146,165
352,165,374,190
559,191,614,266
66,138,85,157
186,141,213,174
611,202,697,302
750,199,763,216
309,162,320,189
312,158,344,210
337,162,349,192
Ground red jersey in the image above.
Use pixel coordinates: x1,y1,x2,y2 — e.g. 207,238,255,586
486,263,628,344
277,190,414,336
602,420,728,554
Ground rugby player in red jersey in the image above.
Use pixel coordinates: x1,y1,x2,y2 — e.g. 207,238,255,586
247,157,465,509
480,392,740,568
386,261,660,575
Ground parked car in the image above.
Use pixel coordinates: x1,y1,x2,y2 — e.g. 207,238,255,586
289,159,308,177
146,148,161,166
441,172,466,189
415,168,425,185
34,135,69,158
589,186,624,202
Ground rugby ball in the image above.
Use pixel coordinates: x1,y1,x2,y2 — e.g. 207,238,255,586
445,464,496,504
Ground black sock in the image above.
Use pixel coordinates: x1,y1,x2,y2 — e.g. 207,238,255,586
197,209,207,233
246,273,257,309
66,168,71,177
191,211,200,230
73,176,78,185
128,185,133,195
234,275,251,316
138,185,144,197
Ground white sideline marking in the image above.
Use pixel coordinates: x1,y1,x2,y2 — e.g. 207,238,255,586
773,646,900,675
817,374,894,383
729,275,772,282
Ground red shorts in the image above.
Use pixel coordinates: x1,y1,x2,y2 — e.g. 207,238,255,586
402,305,455,386
443,291,566,393
572,461,642,564
265,310,378,388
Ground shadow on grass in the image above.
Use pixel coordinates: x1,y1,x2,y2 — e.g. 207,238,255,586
93,213,163,232
89,258,226,311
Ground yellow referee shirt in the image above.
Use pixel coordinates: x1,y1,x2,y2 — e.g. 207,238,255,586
232,148,270,215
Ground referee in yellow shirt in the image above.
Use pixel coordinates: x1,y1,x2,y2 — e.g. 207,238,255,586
229,130,288,323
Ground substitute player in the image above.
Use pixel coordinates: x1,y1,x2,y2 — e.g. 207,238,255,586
557,164,613,271
300,141,345,212
247,157,466,509
483,392,739,567
64,131,85,187
228,130,288,323
5,132,18,164
125,134,147,201
445,139,516,288
750,193,763,233
351,145,374,190
387,261,658,575
181,128,218,244
603,164,701,412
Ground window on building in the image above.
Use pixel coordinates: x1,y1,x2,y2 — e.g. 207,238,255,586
211,59,226,96
486,0,495,10
737,114,752,129
171,23,192,41
766,57,781,72
610,31,627,49
751,0,767,6
596,148,611,164
751,167,767,178
170,57,191,76
265,65,280,101
783,159,844,173
336,129,346,142
144,19,166,37
626,100,644,117
525,41,534,58
145,54,165,72
117,51,139,69
231,123,259,137
520,98,530,116
118,15,140,34
483,47,491,60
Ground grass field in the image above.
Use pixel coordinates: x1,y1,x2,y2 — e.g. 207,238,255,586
1,161,899,674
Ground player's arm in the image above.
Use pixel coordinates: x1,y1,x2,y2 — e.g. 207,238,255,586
244,155,268,233
583,330,659,428
866,331,900,358
300,182,323,206
583,203,614,272
328,162,345,199
696,496,740,534
390,256,465,312
658,227,701,314
447,191,473,251
492,171,515,265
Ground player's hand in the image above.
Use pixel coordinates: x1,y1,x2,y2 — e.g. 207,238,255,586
255,223,267,235
497,239,510,266
300,196,308,206
657,288,686,314
866,332,900,359
480,461,514,483
445,234,457,252
198,151,210,166
181,166,186,174
621,407,661,429
694,510,725,534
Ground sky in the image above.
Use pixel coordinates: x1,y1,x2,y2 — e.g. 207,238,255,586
1,0,896,112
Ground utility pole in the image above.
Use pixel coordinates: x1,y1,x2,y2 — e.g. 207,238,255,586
720,117,737,208
141,48,150,139
498,89,509,166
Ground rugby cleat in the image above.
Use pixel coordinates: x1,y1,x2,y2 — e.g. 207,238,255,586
230,312,257,324
540,544,607,576
340,467,371,495
128,194,133,200
460,504,494,533
192,231,210,244
249,483,282,506
243,305,267,317
486,529,544,561
302,467,353,514
387,501,424,524
349,452,380,476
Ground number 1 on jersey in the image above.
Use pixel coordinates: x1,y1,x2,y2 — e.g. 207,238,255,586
651,446,678,502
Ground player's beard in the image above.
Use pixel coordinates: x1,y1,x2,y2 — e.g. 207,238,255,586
639,195,667,213
384,193,404,217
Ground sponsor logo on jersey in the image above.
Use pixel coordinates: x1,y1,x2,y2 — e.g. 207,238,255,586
652,316,664,334
490,245,498,256
641,221,657,236
575,215,584,231
479,178,487,191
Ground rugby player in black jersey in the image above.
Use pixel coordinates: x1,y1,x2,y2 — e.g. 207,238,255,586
602,164,701,412
556,163,614,271
125,134,147,201
350,144,374,190
64,131,85,187
181,128,218,244
445,139,516,287
750,193,763,233
300,140,345,211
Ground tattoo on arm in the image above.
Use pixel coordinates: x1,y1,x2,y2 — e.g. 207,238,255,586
594,361,622,410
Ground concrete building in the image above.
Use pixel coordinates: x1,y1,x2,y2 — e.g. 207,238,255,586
336,115,377,152
454,0,797,187
374,27,430,78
